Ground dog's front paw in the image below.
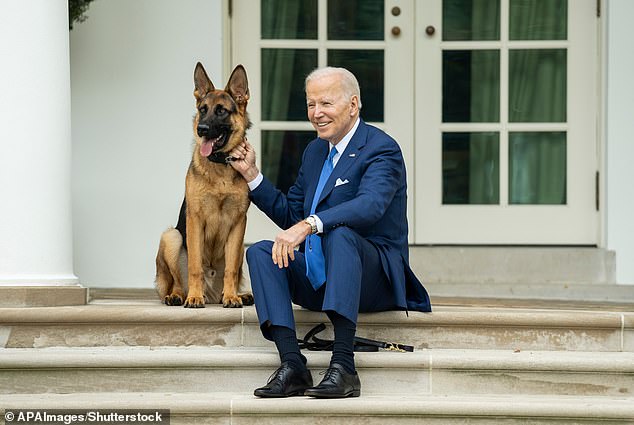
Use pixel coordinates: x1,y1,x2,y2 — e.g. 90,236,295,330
184,296,205,308
164,294,184,306
222,294,244,308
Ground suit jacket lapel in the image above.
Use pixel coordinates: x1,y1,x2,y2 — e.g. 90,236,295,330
304,140,329,215
316,120,368,206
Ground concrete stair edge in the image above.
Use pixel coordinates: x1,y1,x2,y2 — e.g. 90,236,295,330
3,303,632,352
1,304,631,328
2,393,633,420
424,281,634,303
2,347,634,373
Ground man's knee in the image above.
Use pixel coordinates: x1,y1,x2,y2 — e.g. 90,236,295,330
322,226,360,253
246,240,273,262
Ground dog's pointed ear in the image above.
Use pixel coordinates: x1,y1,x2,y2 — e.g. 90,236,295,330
194,62,215,99
226,65,249,106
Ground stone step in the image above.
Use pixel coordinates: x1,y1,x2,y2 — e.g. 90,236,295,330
1,347,633,398
425,281,634,303
1,302,632,352
409,247,617,286
1,392,633,424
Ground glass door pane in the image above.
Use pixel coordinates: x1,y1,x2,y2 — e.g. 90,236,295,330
262,130,315,194
509,132,567,204
443,50,500,123
509,49,567,123
442,132,500,204
443,0,500,40
328,0,384,40
261,0,318,39
509,0,567,40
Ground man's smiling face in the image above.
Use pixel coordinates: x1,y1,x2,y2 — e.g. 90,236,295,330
306,74,359,145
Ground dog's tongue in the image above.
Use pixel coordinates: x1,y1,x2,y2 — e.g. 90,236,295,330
200,139,214,157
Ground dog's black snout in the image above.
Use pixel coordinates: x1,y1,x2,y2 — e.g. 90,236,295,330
197,124,210,137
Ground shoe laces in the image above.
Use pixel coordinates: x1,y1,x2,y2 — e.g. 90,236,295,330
267,363,293,384
319,366,341,383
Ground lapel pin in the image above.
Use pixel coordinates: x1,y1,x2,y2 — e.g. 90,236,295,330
349,153,356,157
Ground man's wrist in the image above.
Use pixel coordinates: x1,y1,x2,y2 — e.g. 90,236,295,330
243,167,260,183
246,171,263,191
304,215,318,234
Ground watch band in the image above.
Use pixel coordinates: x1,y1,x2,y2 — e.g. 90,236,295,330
304,215,318,234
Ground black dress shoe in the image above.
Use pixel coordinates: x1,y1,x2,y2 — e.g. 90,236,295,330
304,363,361,398
254,362,313,398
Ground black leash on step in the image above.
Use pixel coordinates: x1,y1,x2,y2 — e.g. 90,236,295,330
297,323,414,353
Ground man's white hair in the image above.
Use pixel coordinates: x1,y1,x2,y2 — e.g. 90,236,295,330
305,67,363,110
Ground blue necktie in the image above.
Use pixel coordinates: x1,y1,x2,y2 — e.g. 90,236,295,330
305,147,337,290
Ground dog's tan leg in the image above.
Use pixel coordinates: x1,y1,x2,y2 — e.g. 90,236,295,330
222,215,249,308
156,228,186,306
184,209,206,308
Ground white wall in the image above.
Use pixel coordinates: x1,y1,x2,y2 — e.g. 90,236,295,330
70,0,224,287
606,0,634,284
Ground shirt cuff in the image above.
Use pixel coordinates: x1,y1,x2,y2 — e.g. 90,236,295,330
247,173,264,191
312,214,324,234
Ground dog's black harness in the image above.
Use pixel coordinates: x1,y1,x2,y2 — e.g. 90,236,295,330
207,152,235,165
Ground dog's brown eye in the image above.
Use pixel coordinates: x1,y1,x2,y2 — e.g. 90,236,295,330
215,105,226,116
199,106,208,115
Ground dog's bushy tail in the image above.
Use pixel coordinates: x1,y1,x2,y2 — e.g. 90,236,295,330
155,227,184,300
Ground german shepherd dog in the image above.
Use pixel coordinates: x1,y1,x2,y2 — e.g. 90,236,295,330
155,63,254,308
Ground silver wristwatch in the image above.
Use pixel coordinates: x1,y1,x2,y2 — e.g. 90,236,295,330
304,215,318,234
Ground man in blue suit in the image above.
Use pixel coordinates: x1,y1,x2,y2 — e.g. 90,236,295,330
229,67,431,398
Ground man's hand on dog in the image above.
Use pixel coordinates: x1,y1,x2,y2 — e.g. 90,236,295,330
230,138,311,268
272,221,312,268
229,139,260,183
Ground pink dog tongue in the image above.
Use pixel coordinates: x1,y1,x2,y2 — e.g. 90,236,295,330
200,139,214,157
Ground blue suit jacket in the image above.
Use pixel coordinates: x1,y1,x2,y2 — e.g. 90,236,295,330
250,120,431,313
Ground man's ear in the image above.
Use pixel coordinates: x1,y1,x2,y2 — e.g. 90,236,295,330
226,64,250,105
194,62,215,99
350,95,360,116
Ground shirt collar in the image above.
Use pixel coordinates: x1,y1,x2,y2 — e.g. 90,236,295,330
329,117,360,158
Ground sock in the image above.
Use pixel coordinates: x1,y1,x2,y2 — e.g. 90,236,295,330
326,311,356,374
269,325,307,371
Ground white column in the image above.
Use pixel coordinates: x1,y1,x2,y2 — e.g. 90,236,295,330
0,1,80,291
607,0,634,285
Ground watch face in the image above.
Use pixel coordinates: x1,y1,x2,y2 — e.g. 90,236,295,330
306,217,317,233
